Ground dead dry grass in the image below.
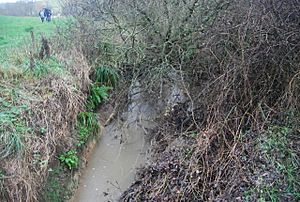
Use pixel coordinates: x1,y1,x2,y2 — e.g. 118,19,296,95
0,48,91,202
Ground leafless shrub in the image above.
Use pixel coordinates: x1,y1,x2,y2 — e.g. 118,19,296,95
63,0,300,200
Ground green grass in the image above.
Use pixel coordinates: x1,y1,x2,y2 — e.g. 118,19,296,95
28,57,67,78
0,88,30,159
0,168,5,200
92,66,120,88
0,15,64,67
245,125,300,201
76,112,100,147
42,166,67,202
0,15,59,49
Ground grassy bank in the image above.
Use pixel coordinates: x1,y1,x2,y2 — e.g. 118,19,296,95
0,53,89,201
0,14,119,201
0,15,90,201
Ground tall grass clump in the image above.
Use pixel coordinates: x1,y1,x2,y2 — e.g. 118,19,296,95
29,57,66,78
86,84,112,111
92,66,119,88
0,88,29,159
76,112,100,146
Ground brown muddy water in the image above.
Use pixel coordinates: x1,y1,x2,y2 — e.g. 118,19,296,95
74,82,157,202
73,79,185,201
74,121,152,202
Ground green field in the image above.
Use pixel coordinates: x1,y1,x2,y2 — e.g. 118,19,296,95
0,15,59,47
0,15,62,66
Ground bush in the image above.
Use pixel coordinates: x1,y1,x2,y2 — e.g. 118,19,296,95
92,66,119,88
0,46,90,201
76,112,100,146
64,0,300,200
86,84,112,111
59,150,79,170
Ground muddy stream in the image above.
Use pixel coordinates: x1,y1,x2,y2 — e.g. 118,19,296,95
74,121,153,201
74,79,184,201
74,82,157,201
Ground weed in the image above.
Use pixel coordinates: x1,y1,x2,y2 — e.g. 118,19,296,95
184,148,194,159
0,36,8,46
92,66,119,88
86,84,112,111
59,150,79,170
97,42,114,56
245,125,300,201
187,131,199,139
29,57,66,78
0,168,5,200
245,186,280,202
33,151,49,169
0,169,4,179
76,112,100,146
0,93,29,159
42,166,66,202
43,178,63,202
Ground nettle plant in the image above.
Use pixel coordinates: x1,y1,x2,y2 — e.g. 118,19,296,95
86,84,112,111
58,150,79,170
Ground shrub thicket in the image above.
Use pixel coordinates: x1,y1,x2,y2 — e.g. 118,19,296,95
62,0,300,200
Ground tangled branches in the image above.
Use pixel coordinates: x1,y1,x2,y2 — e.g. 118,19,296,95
62,0,300,200
118,0,300,200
